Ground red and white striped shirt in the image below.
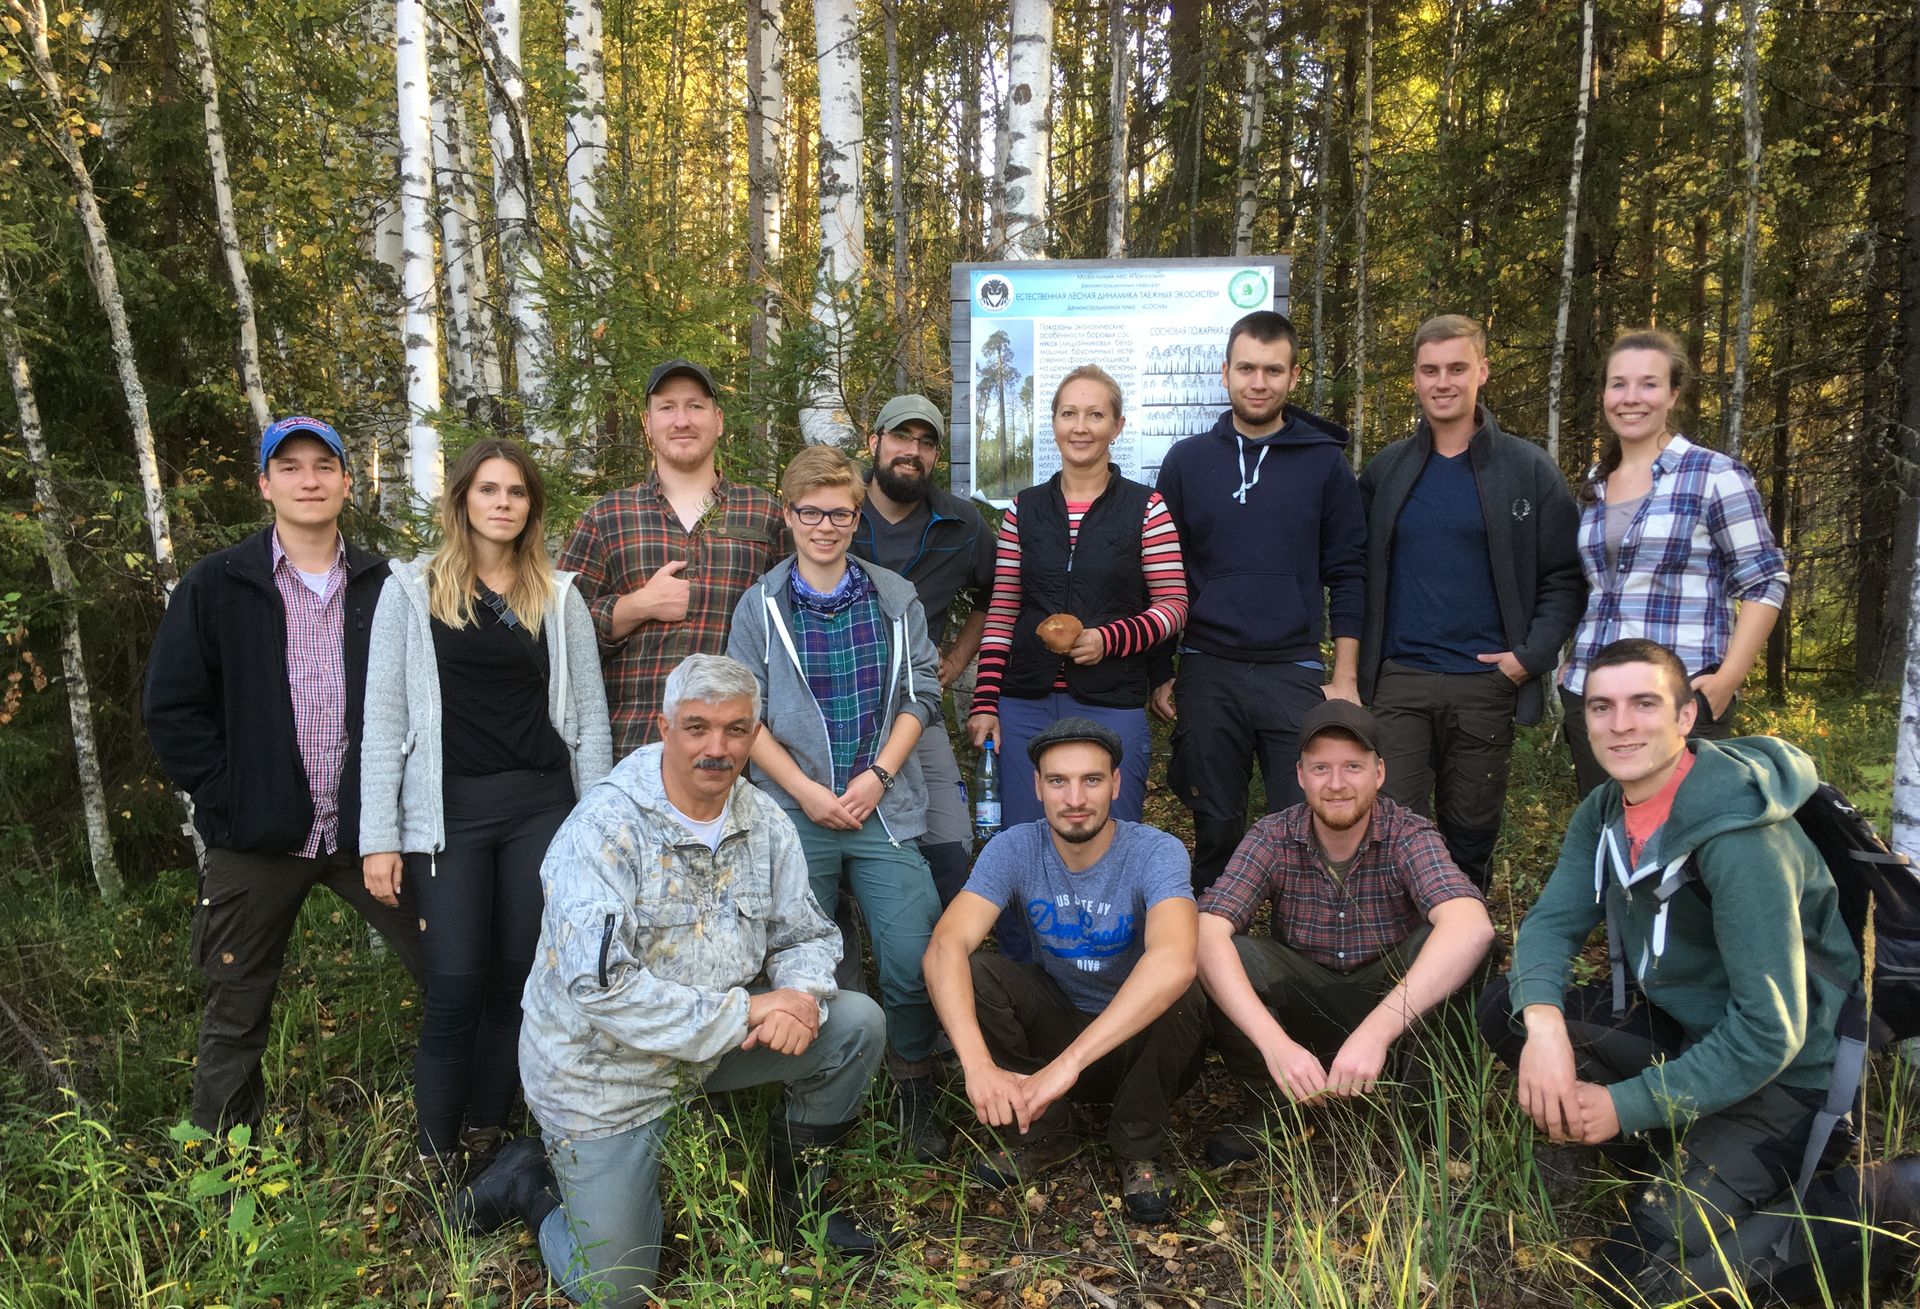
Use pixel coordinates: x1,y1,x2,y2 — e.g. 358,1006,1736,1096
271,530,347,858
971,491,1188,715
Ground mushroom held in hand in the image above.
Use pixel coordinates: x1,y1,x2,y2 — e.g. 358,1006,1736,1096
1037,613,1084,654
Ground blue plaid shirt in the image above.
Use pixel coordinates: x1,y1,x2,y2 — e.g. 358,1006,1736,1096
788,561,889,790
1563,434,1789,694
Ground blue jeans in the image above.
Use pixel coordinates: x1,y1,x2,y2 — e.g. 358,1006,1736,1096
785,811,942,1063
992,694,1152,962
536,992,885,1307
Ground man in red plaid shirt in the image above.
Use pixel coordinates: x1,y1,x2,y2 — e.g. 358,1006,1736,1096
559,360,786,757
1195,699,1494,1164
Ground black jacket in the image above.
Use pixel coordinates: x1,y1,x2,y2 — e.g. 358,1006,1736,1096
144,526,391,854
1357,409,1584,725
1002,469,1155,708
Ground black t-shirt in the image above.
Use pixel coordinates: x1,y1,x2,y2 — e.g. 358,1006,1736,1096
854,492,996,642
432,595,568,777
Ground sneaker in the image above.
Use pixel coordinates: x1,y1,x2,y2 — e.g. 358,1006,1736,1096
1120,1154,1178,1223
969,1129,1084,1189
896,1076,950,1164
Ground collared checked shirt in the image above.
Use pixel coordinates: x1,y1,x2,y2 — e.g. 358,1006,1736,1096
788,562,888,791
270,529,347,858
558,473,785,757
1563,434,1789,695
1197,797,1481,972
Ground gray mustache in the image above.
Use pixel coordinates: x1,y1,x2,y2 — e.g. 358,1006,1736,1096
694,757,737,772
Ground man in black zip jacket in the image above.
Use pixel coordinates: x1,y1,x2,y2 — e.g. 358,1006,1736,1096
1357,316,1583,887
145,417,423,1135
1154,310,1367,892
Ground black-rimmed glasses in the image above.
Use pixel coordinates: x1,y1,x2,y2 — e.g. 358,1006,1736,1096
789,504,858,527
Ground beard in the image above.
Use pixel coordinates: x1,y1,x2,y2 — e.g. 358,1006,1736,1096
1307,797,1369,832
1231,393,1287,430
1049,813,1109,844
873,457,932,504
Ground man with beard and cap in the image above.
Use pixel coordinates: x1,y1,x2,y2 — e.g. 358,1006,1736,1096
1153,311,1367,893
849,394,997,906
456,654,886,1307
559,360,786,757
1195,699,1494,1165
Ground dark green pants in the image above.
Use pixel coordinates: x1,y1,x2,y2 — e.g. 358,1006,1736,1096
1371,661,1520,888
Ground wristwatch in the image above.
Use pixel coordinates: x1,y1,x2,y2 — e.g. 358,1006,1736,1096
869,763,896,791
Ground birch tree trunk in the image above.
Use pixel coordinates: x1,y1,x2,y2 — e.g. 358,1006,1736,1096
395,0,443,500
1002,0,1054,259
435,38,505,403
799,0,864,445
1545,0,1597,467
1725,0,1763,460
1876,8,1920,687
1234,16,1266,257
746,0,786,374
1104,0,1129,257
1309,21,1335,412
183,0,270,435
1895,500,1920,870
1348,1,1373,471
884,0,909,389
10,0,179,595
563,0,608,248
427,52,474,408
479,0,555,443
0,270,123,900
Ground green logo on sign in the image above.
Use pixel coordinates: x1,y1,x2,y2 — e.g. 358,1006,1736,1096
1228,270,1268,308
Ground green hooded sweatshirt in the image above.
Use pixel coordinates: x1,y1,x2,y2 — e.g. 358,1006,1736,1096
1506,736,1859,1137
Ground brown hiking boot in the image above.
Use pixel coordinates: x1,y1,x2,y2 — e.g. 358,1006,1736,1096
1120,1153,1179,1223
969,1128,1084,1189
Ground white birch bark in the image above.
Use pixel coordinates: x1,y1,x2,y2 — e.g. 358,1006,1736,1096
427,65,474,406
1726,0,1763,459
1001,0,1054,259
1545,0,1596,466
0,269,123,900
747,0,786,367
1104,0,1129,257
1896,505,1920,871
799,0,864,446
1349,1,1373,471
1234,20,1266,258
184,0,271,435
395,0,443,500
1309,22,1335,412
563,0,609,248
440,45,505,400
11,0,179,594
479,0,555,442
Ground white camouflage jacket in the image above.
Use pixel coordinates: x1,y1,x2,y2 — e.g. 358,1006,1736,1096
518,743,841,1140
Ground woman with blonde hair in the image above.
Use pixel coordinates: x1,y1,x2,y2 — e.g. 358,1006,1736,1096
361,438,613,1170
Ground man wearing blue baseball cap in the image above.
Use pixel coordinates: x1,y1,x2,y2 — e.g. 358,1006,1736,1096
146,416,424,1135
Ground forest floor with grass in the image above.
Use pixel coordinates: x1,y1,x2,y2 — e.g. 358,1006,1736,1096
0,689,1913,1308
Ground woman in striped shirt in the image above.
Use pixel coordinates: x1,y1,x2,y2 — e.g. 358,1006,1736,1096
968,365,1190,854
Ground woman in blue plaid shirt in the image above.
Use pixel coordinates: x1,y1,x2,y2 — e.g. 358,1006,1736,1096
1559,329,1789,796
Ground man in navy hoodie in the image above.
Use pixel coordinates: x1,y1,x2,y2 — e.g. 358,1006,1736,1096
1155,311,1366,891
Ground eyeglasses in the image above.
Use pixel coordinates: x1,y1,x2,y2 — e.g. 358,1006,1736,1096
789,504,858,527
886,427,941,451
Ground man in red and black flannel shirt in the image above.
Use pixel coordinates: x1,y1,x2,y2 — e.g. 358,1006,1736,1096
1195,699,1495,1165
559,360,787,758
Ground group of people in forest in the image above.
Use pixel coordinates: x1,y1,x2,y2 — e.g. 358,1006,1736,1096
142,312,1919,1309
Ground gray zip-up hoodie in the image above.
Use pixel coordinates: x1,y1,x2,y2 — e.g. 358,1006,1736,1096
725,556,941,842
359,558,614,855
518,743,841,1139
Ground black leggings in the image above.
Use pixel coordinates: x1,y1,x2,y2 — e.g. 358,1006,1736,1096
408,768,573,1157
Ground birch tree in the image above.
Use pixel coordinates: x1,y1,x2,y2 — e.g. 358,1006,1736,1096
1309,23,1335,412
1544,0,1596,467
183,0,270,435
799,0,863,445
430,32,503,405
1,268,122,900
1104,0,1128,256
1234,18,1266,258
883,0,909,388
395,0,442,500
1348,1,1373,471
478,0,555,442
746,0,785,371
1725,0,1763,460
8,0,179,594
1895,511,1920,873
563,0,608,249
1001,0,1054,258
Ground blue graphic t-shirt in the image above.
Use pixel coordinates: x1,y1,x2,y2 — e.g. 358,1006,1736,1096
963,820,1194,1015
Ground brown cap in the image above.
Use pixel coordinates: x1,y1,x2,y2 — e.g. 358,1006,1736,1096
1298,699,1382,754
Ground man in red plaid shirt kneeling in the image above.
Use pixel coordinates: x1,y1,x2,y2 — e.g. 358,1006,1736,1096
1195,699,1496,1165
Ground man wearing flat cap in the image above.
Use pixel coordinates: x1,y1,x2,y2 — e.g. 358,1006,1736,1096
559,360,786,756
1195,699,1495,1164
923,717,1204,1224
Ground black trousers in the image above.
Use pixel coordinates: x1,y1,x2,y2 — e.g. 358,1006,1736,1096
1561,685,1738,799
1370,662,1521,888
1477,977,1825,1303
969,953,1207,1159
407,769,573,1157
1167,655,1325,891
191,844,424,1134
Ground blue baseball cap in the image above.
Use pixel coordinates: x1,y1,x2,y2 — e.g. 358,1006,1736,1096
259,416,346,471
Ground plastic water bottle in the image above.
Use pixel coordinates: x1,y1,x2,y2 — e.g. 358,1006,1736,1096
973,740,1002,843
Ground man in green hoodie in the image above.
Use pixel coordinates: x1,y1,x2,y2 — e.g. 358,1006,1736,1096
1479,637,1859,1301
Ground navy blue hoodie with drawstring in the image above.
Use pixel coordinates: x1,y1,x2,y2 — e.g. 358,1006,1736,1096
1154,406,1366,663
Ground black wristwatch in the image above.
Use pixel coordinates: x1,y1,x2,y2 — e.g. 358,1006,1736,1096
869,763,896,791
